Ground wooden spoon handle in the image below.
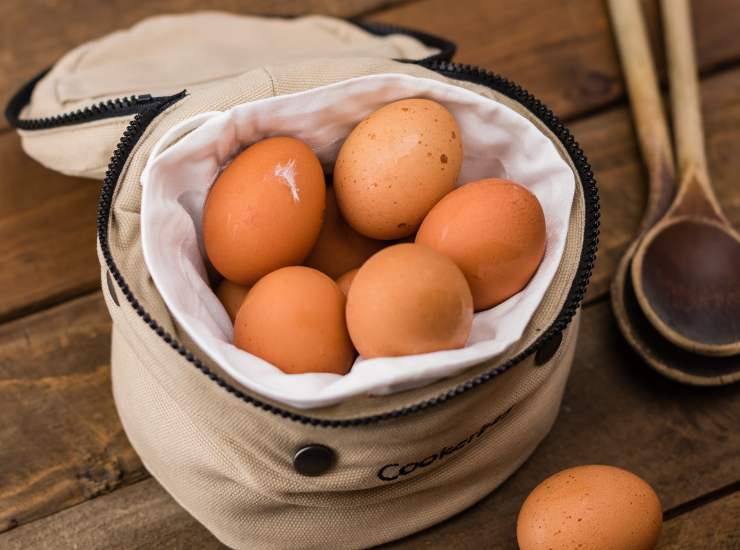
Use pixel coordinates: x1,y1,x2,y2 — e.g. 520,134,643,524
661,0,723,218
608,0,676,231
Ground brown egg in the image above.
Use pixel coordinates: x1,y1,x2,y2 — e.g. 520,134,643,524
304,188,385,279
334,98,462,240
215,279,250,322
234,266,355,375
416,178,546,311
517,465,663,550
203,137,325,285
346,243,473,357
336,268,358,296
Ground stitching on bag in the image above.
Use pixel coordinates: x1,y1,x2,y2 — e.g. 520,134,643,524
261,66,277,98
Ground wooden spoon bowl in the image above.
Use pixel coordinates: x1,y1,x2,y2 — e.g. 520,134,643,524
633,217,740,356
629,0,740,357
608,0,740,379
613,242,740,385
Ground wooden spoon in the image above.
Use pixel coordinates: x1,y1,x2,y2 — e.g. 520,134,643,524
614,248,740,386
608,0,740,384
607,0,676,356
631,0,740,357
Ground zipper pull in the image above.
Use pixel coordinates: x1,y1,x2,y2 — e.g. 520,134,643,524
136,94,153,103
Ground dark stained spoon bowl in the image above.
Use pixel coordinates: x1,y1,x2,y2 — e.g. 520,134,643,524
634,217,740,356
613,242,740,385
630,0,740,358
608,0,740,382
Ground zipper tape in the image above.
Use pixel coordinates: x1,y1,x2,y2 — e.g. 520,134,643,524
6,84,178,131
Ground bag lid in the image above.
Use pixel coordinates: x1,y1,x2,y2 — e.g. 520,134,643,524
5,12,452,178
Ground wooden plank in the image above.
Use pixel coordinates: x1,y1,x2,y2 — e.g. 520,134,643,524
3,475,737,550
0,293,147,533
0,132,100,322
370,0,740,121
573,65,740,302
0,479,223,550
0,0,407,128
1,299,738,546
660,490,740,549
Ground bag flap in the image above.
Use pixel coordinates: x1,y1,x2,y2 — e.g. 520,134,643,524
6,12,452,178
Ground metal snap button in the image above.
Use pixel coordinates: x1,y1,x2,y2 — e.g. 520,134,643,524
293,444,335,477
106,271,120,307
534,331,563,366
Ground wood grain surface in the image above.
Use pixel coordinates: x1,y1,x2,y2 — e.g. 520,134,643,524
4,476,736,549
0,133,100,323
0,479,222,550
574,65,740,302
1,298,738,545
660,489,740,548
370,0,740,121
0,294,145,533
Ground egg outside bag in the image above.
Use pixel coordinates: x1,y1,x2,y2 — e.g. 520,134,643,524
7,14,597,550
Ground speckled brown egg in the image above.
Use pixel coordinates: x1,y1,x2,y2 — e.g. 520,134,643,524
234,266,355,375
336,268,358,296
416,178,546,311
346,243,473,357
215,279,250,323
334,99,462,240
203,137,325,285
517,465,663,550
305,187,385,279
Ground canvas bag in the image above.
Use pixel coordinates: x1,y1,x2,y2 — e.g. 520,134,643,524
6,12,599,549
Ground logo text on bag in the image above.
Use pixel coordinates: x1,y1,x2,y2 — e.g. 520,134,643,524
377,406,513,482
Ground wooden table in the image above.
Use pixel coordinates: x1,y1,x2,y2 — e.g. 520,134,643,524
1,1,738,548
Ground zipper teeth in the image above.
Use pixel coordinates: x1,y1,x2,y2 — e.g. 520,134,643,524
12,94,157,130
97,66,599,429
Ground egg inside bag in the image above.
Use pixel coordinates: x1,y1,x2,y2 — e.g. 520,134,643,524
140,74,575,409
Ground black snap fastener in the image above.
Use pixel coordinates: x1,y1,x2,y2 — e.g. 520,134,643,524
106,271,120,307
534,331,563,366
293,444,335,477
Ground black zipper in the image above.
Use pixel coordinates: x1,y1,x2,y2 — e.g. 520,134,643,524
6,53,598,430
94,62,598,428
14,94,163,130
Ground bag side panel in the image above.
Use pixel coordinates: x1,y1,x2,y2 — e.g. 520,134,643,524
106,253,579,550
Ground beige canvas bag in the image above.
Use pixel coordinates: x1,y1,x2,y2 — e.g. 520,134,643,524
7,13,599,549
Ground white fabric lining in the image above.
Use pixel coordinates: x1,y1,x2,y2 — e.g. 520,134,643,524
140,73,575,409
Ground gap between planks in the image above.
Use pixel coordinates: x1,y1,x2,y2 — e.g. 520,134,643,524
0,284,102,327
550,52,740,128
